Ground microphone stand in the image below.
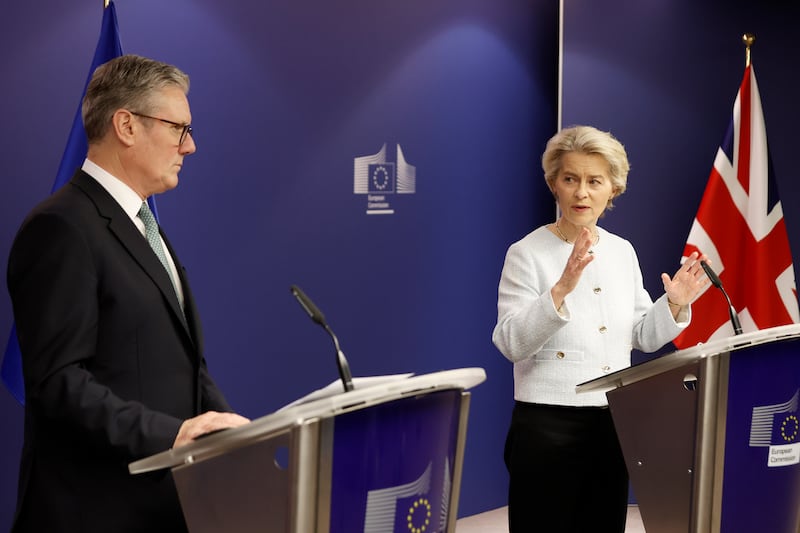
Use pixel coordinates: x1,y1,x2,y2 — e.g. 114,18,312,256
290,285,354,392
323,323,354,392
700,261,743,335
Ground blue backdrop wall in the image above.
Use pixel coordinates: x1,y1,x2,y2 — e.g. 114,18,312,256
2,0,800,529
0,0,558,528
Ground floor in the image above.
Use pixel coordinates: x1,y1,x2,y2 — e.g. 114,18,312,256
455,505,646,532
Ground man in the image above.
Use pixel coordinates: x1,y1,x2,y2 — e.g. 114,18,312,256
7,55,249,532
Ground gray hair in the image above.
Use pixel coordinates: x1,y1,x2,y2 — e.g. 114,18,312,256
82,54,190,143
541,125,630,210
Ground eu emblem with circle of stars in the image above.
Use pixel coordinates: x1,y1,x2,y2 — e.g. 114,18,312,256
369,163,395,193
406,497,431,533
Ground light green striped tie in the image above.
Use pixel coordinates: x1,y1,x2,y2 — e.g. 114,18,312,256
138,202,179,295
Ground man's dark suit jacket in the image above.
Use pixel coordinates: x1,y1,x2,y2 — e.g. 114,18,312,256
7,170,232,532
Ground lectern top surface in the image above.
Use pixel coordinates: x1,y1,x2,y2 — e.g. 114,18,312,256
128,367,486,474
576,324,800,394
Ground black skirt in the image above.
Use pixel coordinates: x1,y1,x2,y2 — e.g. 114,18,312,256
503,401,629,533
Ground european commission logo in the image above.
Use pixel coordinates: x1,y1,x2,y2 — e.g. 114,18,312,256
354,143,416,215
362,460,451,533
748,389,799,467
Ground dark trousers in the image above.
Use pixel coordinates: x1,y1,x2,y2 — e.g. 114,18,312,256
504,402,629,533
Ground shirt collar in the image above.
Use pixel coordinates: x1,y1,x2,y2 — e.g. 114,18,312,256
81,158,147,222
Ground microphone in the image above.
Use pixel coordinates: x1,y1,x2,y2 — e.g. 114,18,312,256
290,285,354,392
700,260,743,335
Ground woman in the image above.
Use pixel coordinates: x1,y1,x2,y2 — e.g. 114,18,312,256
492,125,708,532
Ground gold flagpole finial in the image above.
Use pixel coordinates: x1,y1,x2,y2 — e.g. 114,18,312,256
742,33,755,67
104,0,110,8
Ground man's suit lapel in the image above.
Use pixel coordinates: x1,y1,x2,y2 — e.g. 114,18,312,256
70,171,193,342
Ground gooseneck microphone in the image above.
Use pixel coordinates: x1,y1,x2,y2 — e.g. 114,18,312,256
290,285,355,392
700,260,743,335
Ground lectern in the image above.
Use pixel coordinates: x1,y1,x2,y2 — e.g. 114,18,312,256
577,324,800,533
129,368,486,533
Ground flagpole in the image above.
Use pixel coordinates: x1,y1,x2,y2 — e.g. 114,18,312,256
742,32,755,67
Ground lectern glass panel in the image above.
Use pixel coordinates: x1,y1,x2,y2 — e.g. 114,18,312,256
720,339,800,532
328,389,462,533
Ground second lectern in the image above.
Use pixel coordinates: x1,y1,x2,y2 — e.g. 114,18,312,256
577,324,800,533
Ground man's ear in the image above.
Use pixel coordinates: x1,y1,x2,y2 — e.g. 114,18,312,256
111,109,136,147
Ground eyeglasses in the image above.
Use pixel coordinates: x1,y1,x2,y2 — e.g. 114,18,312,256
129,111,193,146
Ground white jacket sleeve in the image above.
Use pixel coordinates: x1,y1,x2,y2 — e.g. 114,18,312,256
492,240,568,363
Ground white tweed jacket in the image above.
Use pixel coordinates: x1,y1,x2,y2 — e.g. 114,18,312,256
492,225,689,407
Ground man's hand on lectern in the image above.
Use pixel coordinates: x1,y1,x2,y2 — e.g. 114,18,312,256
173,411,250,448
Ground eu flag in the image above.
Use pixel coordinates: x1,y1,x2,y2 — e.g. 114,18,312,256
1,1,148,405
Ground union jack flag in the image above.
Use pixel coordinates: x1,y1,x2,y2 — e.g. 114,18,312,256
674,64,800,349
